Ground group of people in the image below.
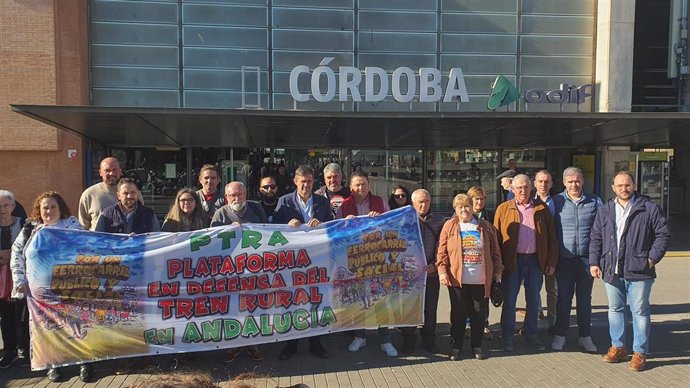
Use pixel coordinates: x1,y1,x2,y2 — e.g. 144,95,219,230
0,156,669,383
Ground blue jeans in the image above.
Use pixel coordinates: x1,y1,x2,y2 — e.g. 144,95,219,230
501,254,544,342
604,277,654,354
554,256,593,337
354,328,391,344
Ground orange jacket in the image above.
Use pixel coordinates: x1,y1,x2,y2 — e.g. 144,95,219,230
436,216,504,297
493,199,558,274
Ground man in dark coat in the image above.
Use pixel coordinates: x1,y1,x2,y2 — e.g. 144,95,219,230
589,171,669,372
273,165,332,360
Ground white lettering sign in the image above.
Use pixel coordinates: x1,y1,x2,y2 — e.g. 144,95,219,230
289,59,470,104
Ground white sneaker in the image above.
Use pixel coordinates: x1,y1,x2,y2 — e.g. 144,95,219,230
578,336,597,353
380,342,398,357
348,337,366,352
551,335,566,350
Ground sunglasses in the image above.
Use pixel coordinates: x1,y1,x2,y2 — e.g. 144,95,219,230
394,194,406,199
261,185,277,190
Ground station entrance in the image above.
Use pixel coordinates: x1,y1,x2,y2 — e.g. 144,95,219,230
92,146,571,218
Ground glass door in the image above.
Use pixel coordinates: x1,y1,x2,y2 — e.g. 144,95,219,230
426,149,500,214
350,150,423,201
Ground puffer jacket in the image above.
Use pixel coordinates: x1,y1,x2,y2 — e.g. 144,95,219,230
589,194,669,283
553,191,601,259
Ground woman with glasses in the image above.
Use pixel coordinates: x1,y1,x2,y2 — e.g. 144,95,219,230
436,194,503,361
162,188,208,232
388,185,412,210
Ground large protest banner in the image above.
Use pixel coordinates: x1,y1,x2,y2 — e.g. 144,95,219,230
24,206,426,370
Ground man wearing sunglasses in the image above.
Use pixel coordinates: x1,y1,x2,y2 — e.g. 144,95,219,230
258,176,279,222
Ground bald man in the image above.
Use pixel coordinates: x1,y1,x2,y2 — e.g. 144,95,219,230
78,157,124,230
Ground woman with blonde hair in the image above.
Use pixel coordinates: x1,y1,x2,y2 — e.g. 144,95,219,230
436,194,503,361
161,188,208,232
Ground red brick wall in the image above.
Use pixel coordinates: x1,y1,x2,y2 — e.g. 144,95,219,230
0,0,87,213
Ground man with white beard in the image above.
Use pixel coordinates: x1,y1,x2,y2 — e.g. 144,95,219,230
209,181,268,362
210,181,268,226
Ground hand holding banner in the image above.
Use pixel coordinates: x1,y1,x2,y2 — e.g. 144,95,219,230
25,206,426,370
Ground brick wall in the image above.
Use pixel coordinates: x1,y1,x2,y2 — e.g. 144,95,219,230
0,0,87,213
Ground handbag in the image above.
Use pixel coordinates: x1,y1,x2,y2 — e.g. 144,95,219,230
490,281,503,307
0,264,12,301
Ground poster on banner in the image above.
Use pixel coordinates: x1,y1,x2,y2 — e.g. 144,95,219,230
24,206,426,370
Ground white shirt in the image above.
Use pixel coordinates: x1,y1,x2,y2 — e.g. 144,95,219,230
614,197,633,274
296,194,314,223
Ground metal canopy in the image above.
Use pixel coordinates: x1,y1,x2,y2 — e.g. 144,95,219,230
10,105,690,149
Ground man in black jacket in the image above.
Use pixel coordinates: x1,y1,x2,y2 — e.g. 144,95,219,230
589,171,669,372
273,165,332,360
400,189,445,354
95,178,160,234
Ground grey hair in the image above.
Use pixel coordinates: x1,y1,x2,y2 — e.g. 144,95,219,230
323,163,343,176
224,181,246,194
563,166,583,180
0,190,15,203
512,174,531,187
411,189,430,202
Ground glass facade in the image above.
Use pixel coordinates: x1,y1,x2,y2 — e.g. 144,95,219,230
88,0,592,217
90,0,595,113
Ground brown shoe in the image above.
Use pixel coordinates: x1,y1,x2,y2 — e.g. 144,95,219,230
246,345,264,361
223,349,240,363
629,352,647,371
602,346,628,363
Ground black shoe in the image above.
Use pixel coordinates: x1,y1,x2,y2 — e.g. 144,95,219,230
421,341,440,354
449,348,461,361
525,335,546,351
80,364,93,382
310,346,329,359
280,343,297,361
0,351,17,369
47,368,62,382
402,337,415,355
473,347,486,360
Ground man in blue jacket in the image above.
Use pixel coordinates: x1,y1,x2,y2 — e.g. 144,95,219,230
551,167,601,353
273,165,333,360
95,178,160,234
589,171,669,372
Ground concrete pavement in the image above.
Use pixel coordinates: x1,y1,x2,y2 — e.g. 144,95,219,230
1,256,688,387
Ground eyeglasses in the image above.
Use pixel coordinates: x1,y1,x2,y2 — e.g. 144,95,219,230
178,198,195,203
394,194,406,199
261,185,277,190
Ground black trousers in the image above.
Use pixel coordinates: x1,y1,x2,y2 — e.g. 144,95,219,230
402,276,440,344
14,299,30,351
282,335,325,353
448,284,484,349
0,299,17,351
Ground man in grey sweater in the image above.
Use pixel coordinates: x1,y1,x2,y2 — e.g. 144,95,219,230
210,181,268,226
209,181,267,363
